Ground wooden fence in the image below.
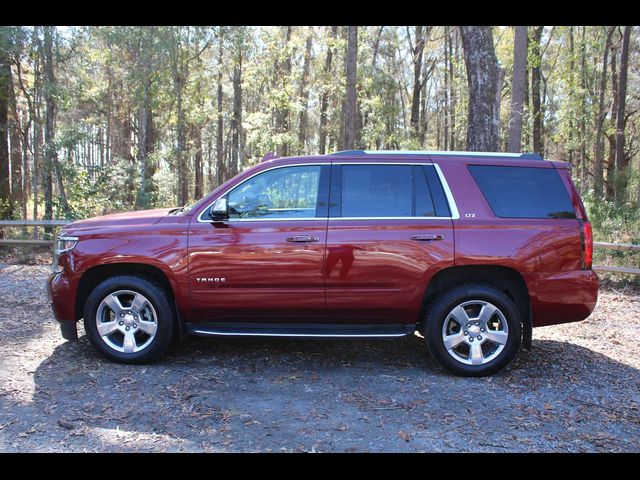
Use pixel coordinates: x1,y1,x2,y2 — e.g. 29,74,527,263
592,242,640,275
0,220,71,246
1,220,640,275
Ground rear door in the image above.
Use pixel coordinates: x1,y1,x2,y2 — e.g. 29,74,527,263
325,162,456,325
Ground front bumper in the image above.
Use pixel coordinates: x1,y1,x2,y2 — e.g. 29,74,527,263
47,272,78,341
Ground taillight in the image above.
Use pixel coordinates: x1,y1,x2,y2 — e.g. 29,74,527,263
582,221,593,270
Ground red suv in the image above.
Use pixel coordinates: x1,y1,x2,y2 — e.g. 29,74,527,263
47,150,598,376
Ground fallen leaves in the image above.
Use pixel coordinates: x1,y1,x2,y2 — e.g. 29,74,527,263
1,265,640,453
57,419,75,430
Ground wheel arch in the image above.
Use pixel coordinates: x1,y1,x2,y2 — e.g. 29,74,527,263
419,265,532,350
75,262,184,338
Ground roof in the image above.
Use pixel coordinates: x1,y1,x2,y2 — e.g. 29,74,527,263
328,150,544,160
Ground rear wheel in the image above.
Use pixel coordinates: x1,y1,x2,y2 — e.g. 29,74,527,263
84,275,175,364
424,283,521,376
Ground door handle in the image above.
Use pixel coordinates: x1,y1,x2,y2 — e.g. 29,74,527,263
410,234,444,242
287,235,320,243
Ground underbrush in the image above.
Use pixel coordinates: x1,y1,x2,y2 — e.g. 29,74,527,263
583,192,640,286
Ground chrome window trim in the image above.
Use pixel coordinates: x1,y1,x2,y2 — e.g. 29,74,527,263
330,217,450,221
195,161,460,223
432,163,460,220
331,161,460,221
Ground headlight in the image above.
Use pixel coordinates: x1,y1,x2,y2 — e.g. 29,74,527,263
53,236,79,273
55,236,79,254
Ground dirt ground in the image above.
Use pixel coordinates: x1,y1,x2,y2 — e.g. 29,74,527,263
0,263,639,452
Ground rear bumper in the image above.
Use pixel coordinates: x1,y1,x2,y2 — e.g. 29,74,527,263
527,270,599,327
47,272,78,341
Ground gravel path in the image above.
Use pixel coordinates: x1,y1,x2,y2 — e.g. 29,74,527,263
1,264,639,452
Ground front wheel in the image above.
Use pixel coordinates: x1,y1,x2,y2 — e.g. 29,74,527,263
83,275,175,364
424,284,522,377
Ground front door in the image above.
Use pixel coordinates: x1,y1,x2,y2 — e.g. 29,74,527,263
325,162,455,324
188,164,330,323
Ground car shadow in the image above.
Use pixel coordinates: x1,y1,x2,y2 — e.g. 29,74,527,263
17,333,640,451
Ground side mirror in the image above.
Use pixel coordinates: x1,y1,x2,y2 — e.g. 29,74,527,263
209,197,229,221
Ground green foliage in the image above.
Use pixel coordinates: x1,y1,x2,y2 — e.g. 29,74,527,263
152,161,178,208
49,157,140,219
3,26,640,228
584,190,640,244
583,189,640,276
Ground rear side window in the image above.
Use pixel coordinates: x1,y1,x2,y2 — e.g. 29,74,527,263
341,165,412,217
331,164,451,218
468,165,576,219
413,166,436,217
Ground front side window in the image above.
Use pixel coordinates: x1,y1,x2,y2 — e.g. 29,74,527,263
226,165,322,219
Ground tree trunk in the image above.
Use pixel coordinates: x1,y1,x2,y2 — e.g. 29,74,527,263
605,37,619,201
20,109,30,218
231,56,242,177
136,80,155,208
176,84,187,205
216,35,225,186
449,27,458,150
579,26,588,192
459,26,502,151
614,26,631,204
8,71,22,218
594,27,615,197
343,25,359,150
410,26,425,138
319,26,337,155
0,39,10,219
194,124,203,199
530,26,544,155
507,26,528,152
32,29,42,224
443,27,449,150
169,28,189,206
298,34,313,152
275,26,293,156
110,78,133,163
43,27,68,223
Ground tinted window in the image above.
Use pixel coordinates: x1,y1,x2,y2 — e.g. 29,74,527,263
227,165,321,219
423,165,451,217
468,165,575,219
341,165,412,217
413,166,436,217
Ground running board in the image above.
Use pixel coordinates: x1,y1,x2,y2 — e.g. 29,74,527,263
185,322,415,338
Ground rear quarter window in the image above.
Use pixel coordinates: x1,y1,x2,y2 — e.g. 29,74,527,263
468,165,576,219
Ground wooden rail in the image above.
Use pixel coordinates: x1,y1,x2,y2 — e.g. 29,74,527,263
593,241,640,252
592,242,640,275
0,220,72,245
1,220,640,275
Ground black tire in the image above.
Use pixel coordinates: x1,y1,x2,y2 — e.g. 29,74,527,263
83,275,175,364
424,283,522,377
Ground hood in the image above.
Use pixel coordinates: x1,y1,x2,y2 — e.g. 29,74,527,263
62,208,175,233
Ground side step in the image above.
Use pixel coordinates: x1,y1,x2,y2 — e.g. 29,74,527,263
185,322,415,338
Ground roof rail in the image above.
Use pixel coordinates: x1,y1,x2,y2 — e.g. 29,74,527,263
328,150,544,160
261,152,279,162
329,150,367,156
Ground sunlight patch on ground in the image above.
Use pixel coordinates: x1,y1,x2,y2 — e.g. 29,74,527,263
87,426,194,452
